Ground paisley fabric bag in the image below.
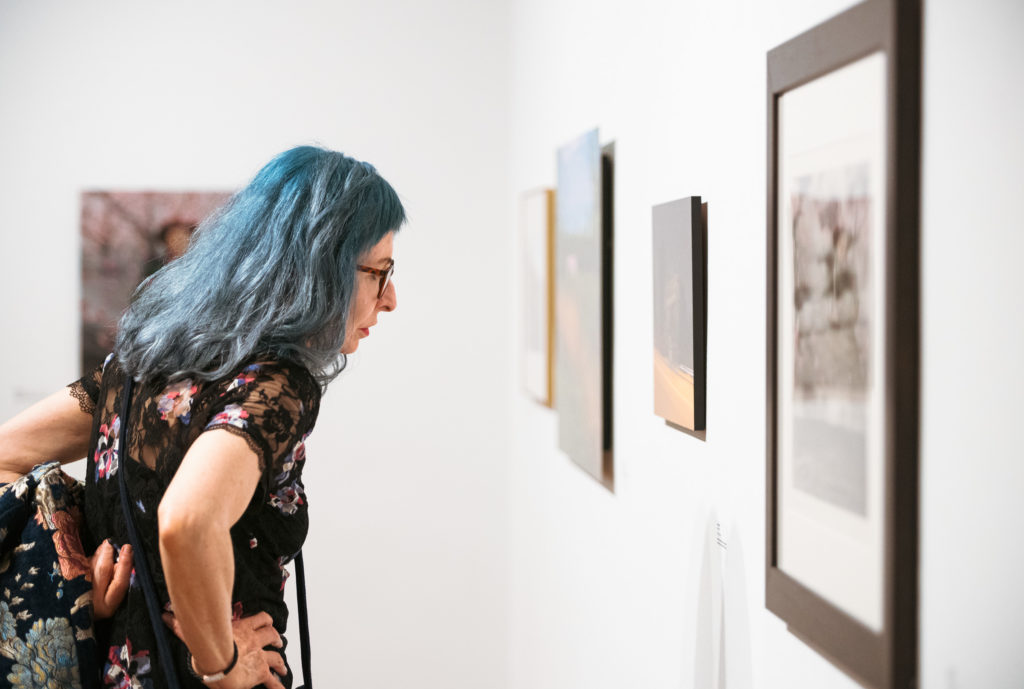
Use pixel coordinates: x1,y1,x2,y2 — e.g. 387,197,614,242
0,462,100,688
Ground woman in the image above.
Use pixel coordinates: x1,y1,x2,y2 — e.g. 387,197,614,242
0,145,405,688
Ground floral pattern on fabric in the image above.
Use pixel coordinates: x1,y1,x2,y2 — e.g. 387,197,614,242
72,358,319,689
268,484,304,516
103,639,152,689
205,404,249,431
155,380,198,427
276,556,291,592
94,416,120,481
0,463,98,688
267,432,309,516
224,365,261,394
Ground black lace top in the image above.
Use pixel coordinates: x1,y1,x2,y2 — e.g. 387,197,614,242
70,354,320,689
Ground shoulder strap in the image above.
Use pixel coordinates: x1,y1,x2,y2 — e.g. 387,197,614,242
116,374,182,688
295,551,313,688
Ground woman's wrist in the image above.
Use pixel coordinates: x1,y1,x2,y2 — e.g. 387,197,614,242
187,640,239,682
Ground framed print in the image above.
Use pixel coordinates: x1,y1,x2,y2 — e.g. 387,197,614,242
81,190,232,373
555,129,614,489
765,1,920,688
652,196,707,433
521,188,555,407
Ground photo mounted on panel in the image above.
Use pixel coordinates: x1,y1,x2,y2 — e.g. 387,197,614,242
520,188,555,407
765,1,920,687
652,196,707,434
555,128,614,489
80,191,232,374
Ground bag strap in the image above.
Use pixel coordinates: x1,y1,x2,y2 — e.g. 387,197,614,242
116,374,314,688
295,551,312,688
116,374,182,689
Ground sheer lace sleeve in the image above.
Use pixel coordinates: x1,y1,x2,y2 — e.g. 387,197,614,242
67,355,109,415
202,361,320,484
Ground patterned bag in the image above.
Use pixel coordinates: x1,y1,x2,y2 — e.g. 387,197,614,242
0,462,99,688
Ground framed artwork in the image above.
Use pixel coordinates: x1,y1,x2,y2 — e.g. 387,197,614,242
765,1,920,688
555,129,614,489
521,188,555,407
652,196,707,433
80,190,232,373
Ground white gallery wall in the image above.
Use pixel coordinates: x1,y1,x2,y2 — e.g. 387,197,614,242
506,1,1024,688
0,1,510,687
1,0,1022,688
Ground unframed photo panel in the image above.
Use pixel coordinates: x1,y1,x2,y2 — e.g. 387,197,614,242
652,196,706,432
555,129,612,487
521,188,555,406
777,52,887,632
80,191,232,374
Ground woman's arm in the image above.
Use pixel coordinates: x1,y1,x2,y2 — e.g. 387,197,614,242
0,387,93,483
158,429,286,688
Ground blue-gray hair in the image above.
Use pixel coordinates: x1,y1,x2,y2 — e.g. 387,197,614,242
114,145,406,388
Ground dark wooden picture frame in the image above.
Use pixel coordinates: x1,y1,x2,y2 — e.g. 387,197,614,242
765,1,920,688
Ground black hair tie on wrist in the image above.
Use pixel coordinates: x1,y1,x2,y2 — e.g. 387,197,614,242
187,641,239,682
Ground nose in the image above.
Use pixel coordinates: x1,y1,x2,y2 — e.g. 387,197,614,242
379,279,397,312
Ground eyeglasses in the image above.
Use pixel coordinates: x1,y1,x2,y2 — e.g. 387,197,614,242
356,258,395,299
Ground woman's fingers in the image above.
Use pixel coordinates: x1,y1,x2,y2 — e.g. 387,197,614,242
262,668,287,689
103,544,132,608
263,650,288,682
245,611,274,629
92,540,114,591
254,624,284,649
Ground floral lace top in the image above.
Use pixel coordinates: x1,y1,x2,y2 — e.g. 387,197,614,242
69,354,320,689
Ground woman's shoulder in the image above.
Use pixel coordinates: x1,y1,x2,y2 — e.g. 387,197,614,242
217,357,321,409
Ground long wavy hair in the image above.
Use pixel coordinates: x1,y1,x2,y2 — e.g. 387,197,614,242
114,145,406,387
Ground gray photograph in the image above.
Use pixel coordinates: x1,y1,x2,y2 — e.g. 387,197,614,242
789,163,872,516
652,198,698,431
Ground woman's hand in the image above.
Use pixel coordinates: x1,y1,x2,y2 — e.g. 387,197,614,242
162,611,288,689
90,540,132,619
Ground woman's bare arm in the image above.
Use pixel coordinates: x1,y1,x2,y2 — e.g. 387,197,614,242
158,429,285,687
0,387,93,483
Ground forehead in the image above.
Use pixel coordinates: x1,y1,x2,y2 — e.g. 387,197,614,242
363,232,395,262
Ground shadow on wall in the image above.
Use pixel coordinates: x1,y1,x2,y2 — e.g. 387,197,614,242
690,511,754,689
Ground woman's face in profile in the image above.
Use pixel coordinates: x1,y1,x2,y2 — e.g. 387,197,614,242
341,232,397,354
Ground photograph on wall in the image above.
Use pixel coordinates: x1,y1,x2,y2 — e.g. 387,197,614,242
521,188,555,407
555,128,614,488
766,1,921,686
81,190,232,373
652,196,706,433
776,51,887,634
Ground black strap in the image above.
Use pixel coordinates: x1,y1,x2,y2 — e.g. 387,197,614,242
294,551,312,688
117,375,182,689
115,374,314,687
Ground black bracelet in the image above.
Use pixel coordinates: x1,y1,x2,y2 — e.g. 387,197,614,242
186,641,239,682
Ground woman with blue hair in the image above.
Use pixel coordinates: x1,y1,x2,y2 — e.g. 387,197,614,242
0,145,405,688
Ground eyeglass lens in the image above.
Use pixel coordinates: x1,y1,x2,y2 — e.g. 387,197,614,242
378,264,394,299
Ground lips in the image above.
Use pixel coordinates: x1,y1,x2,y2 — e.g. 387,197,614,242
359,328,370,336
